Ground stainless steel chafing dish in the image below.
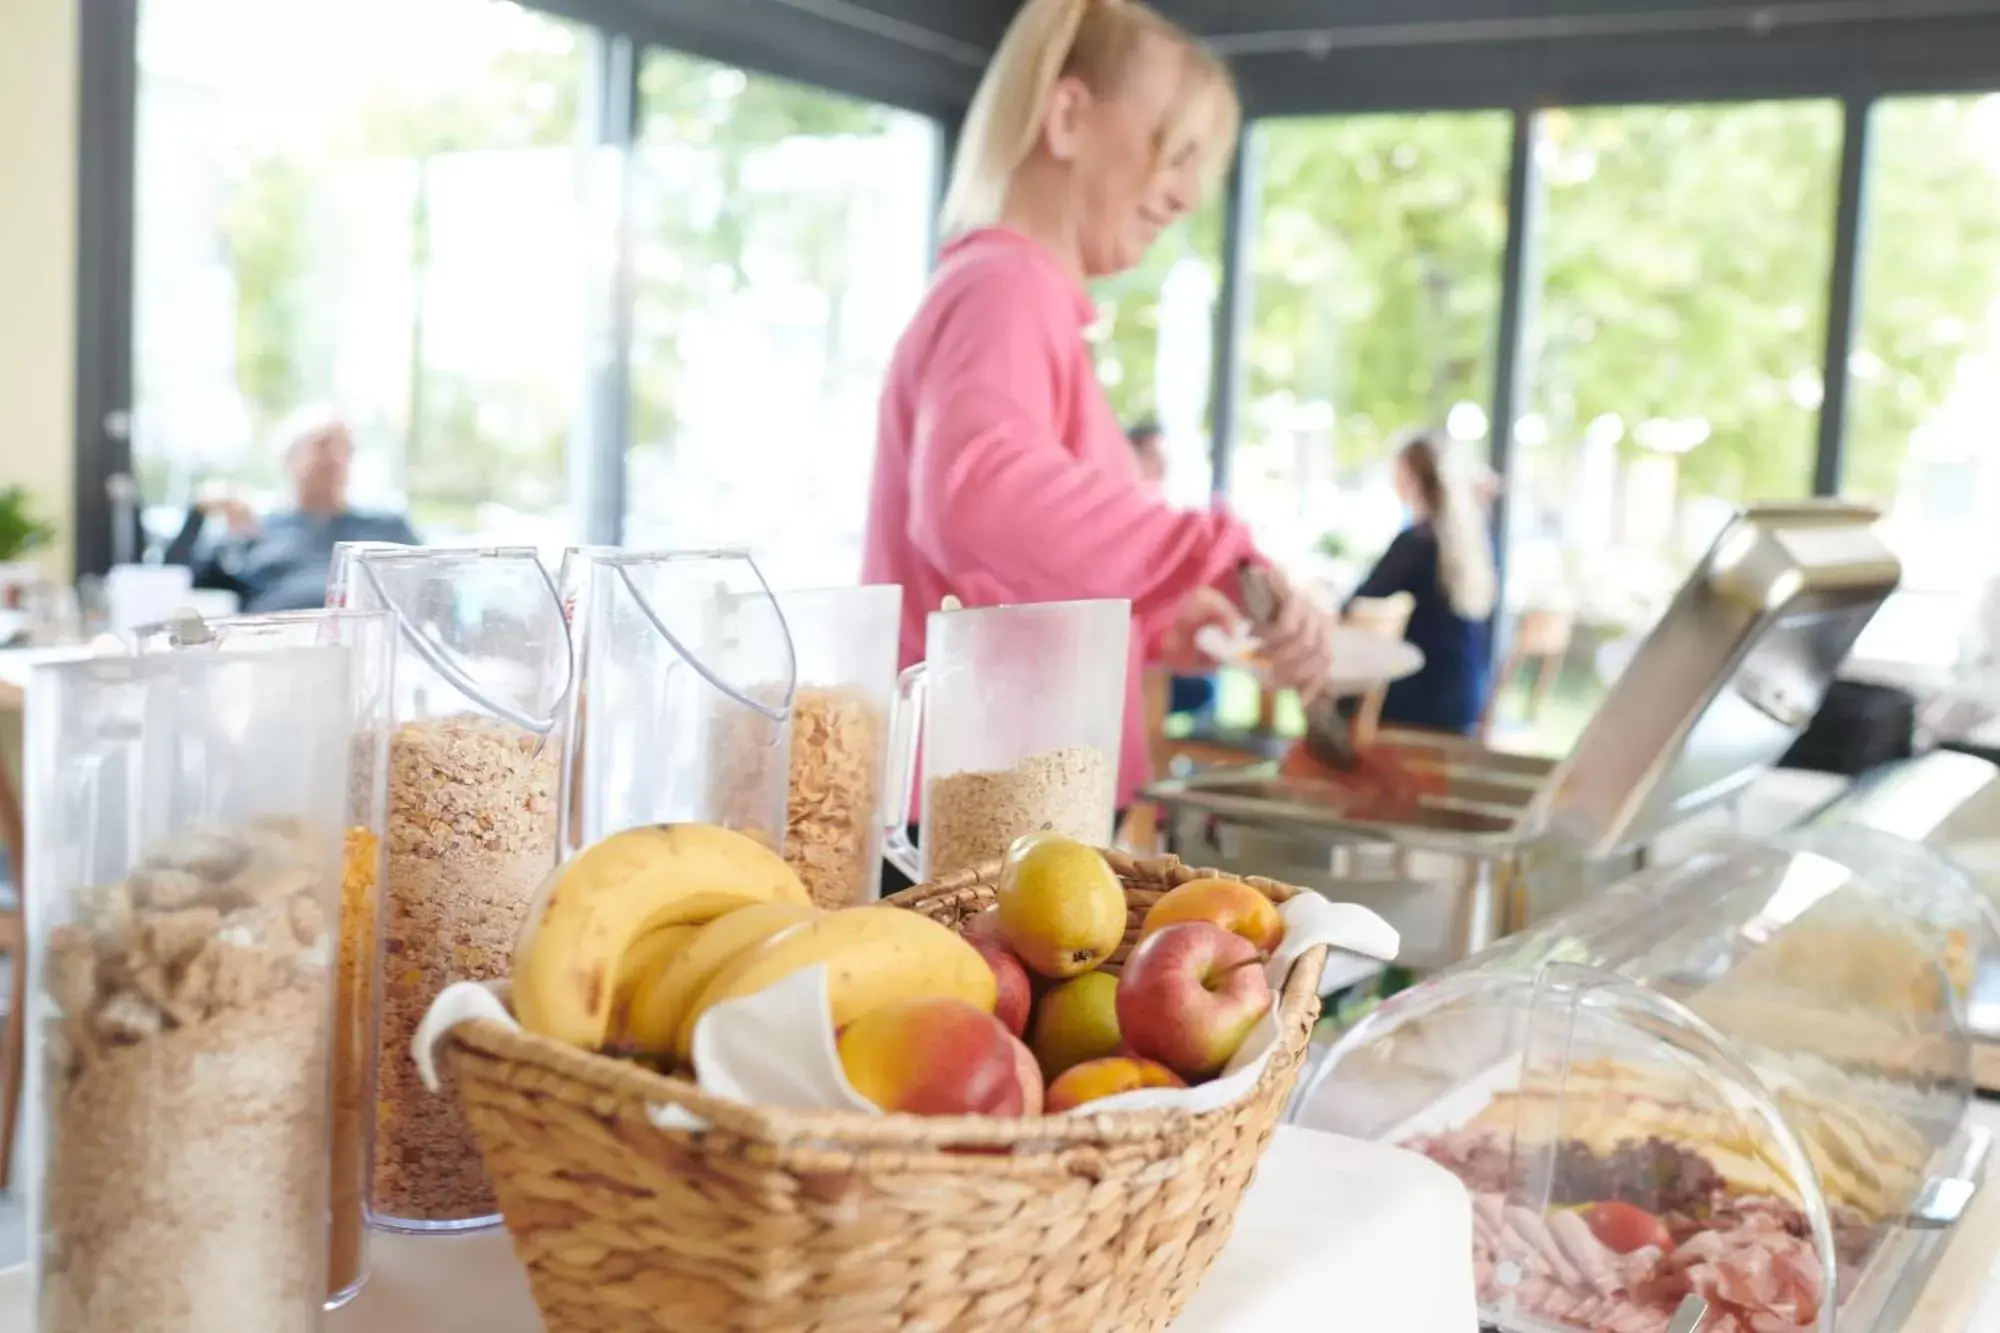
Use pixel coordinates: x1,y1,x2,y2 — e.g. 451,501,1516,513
1144,502,1904,972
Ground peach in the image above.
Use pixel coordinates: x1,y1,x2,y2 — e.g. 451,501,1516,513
1030,970,1122,1080
1139,878,1284,955
969,937,1033,1038
1046,1056,1186,1113
838,998,1028,1116
1116,922,1272,1080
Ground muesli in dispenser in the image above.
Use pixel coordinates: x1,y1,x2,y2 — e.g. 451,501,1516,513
349,547,570,1231
130,607,393,1309
774,584,901,905
26,647,354,1333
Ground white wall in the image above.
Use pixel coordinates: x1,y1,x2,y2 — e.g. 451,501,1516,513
0,0,78,578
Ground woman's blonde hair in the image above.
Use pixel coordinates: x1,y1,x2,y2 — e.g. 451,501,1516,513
1397,429,1498,622
942,0,1240,235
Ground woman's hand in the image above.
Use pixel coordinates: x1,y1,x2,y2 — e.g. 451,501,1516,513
1159,587,1240,672
1258,566,1336,700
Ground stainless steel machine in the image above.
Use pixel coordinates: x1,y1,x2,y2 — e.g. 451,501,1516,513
1144,501,1904,972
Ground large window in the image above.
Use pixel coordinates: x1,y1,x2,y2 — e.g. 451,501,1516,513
134,0,590,548
1844,96,2000,670
1502,100,1841,750
623,51,938,588
1238,113,1513,577
1090,197,1224,509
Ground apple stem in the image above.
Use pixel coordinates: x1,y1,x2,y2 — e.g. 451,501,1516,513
1206,954,1271,991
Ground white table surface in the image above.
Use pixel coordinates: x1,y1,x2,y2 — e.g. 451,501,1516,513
4,1112,2000,1331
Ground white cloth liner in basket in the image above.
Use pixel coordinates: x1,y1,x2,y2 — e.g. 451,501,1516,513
417,894,1398,1129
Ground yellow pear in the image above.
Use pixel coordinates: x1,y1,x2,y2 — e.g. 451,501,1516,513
994,834,1126,979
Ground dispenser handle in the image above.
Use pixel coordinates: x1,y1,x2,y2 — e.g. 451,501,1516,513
882,661,928,885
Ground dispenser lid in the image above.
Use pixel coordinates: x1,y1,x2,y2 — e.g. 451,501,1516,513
1536,501,1901,856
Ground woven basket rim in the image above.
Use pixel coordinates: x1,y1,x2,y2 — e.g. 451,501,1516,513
448,849,1328,1151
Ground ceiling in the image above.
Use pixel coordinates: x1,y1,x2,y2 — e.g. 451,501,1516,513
559,0,2000,120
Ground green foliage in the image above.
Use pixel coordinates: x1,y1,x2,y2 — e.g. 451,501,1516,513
630,51,898,455
1088,98,2000,514
1251,113,1510,471
1092,192,1223,424
208,11,2000,543
0,486,57,563
220,152,315,427
1846,97,2000,501
1532,102,1841,502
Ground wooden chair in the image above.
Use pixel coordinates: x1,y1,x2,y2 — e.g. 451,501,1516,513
1479,606,1577,741
1345,593,1417,746
0,758,23,1192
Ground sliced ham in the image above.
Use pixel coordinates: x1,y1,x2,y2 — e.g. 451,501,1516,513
1549,1208,1624,1294
1509,1204,1588,1289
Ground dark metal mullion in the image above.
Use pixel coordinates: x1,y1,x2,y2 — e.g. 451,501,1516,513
1488,106,1543,631
73,0,141,579
579,31,639,546
927,111,959,270
1814,94,1874,497
1208,127,1260,499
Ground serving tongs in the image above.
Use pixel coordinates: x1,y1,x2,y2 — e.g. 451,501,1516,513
1236,562,1359,772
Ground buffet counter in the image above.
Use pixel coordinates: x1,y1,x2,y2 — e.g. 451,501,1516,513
2,1108,1998,1332
1,1106,1996,1332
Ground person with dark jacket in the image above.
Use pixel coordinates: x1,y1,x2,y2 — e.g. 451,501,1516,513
163,408,417,613
1347,430,1496,734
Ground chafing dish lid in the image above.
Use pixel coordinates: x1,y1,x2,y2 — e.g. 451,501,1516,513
1535,501,1900,856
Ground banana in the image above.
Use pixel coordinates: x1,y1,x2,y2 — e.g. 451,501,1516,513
676,906,996,1062
513,824,811,1050
622,900,820,1058
609,922,702,1044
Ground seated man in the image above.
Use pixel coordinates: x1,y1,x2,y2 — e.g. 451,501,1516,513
163,408,418,613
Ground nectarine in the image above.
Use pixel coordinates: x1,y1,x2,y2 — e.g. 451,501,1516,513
1046,1056,1185,1112
838,997,1029,1117
1139,878,1283,955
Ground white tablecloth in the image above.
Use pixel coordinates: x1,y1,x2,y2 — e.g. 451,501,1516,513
0,1126,1477,1332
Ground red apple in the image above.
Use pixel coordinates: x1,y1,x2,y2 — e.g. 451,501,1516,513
969,936,1033,1038
1115,922,1272,1080
963,907,1006,945
838,998,1027,1116
1006,1032,1045,1116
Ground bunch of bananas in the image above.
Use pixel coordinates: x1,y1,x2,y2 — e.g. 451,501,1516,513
512,824,995,1065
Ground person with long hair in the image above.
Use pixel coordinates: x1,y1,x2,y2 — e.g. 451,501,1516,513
864,0,1335,872
1347,429,1497,734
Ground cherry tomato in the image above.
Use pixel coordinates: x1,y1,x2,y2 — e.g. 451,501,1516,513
1586,1200,1675,1255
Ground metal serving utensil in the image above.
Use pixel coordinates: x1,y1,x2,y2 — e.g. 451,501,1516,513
1235,562,1358,772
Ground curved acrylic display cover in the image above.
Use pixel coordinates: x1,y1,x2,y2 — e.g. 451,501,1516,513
1292,824,1994,1333
555,548,794,853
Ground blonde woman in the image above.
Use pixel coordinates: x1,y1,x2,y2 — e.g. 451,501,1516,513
863,0,1334,849
1346,430,1499,734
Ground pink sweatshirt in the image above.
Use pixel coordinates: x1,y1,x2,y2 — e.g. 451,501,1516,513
862,227,1259,806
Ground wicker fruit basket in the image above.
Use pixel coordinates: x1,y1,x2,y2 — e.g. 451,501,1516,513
444,850,1331,1333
